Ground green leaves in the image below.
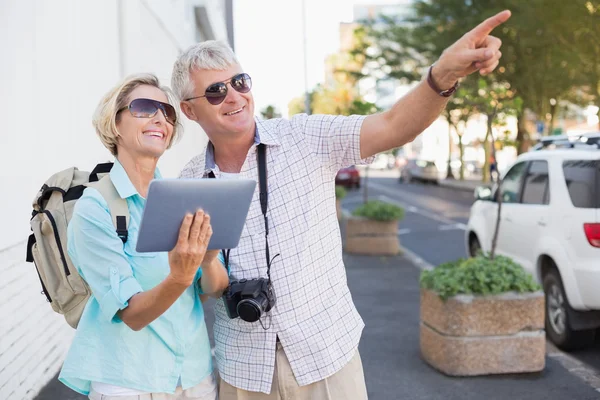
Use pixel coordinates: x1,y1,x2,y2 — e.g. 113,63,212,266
351,200,405,222
419,255,541,301
335,185,347,199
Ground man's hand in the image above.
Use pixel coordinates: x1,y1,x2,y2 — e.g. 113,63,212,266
359,10,511,160
432,10,511,89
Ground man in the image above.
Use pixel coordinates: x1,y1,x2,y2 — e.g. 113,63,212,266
171,10,510,399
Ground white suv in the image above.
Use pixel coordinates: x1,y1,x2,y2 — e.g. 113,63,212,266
465,135,600,350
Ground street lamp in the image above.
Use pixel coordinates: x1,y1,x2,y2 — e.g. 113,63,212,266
301,0,311,115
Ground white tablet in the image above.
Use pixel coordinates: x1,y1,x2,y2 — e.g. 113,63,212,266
136,178,256,252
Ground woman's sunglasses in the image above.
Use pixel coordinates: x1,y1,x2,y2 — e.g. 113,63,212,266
185,73,252,105
118,98,177,125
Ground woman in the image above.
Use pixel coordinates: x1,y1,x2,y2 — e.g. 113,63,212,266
59,74,229,400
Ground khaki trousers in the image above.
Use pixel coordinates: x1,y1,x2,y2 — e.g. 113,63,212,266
219,343,368,400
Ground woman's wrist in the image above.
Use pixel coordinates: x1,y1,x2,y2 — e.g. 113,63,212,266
166,272,194,288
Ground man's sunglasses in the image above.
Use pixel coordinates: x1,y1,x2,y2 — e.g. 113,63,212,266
118,98,177,125
185,73,252,105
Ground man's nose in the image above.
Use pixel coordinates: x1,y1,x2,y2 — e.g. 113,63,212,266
223,82,242,103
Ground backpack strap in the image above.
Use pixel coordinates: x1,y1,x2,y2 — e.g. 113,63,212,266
88,176,129,243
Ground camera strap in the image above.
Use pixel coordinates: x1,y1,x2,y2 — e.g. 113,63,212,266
257,144,279,283
208,143,278,280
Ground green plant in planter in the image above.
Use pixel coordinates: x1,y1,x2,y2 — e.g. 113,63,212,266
335,185,347,200
419,255,541,301
352,200,405,222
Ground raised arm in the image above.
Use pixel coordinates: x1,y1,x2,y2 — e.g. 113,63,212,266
359,10,511,159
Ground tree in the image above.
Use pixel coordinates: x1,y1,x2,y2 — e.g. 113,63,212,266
351,0,584,154
572,1,600,129
471,78,523,182
260,105,281,120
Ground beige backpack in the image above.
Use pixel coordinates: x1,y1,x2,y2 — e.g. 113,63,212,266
26,163,129,329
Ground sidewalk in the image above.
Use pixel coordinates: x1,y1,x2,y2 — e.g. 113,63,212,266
35,233,600,400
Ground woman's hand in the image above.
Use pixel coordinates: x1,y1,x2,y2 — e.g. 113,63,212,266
168,210,213,287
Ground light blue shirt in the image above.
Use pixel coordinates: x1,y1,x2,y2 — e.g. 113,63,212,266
59,159,224,395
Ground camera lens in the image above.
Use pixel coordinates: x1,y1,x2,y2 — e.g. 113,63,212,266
237,299,262,322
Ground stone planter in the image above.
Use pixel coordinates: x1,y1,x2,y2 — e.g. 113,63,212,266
420,288,545,376
344,216,400,256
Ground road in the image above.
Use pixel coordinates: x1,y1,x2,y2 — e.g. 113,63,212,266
342,169,600,384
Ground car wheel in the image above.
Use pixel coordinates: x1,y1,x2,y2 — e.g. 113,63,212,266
468,234,481,257
355,181,361,189
403,172,412,183
543,268,595,351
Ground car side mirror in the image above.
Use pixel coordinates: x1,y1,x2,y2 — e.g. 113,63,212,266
474,185,493,201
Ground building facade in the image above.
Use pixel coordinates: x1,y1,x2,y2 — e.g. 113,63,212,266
0,1,231,399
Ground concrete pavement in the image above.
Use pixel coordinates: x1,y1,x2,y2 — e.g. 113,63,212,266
343,241,600,399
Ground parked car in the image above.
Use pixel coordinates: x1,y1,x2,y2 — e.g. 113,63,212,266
465,137,600,350
399,159,443,183
335,165,360,189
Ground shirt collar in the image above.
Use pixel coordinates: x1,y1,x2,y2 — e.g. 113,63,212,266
204,118,280,172
110,158,162,199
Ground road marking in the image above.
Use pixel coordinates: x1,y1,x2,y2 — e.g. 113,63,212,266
376,194,463,227
546,342,600,392
398,228,411,235
399,245,434,271
438,223,467,231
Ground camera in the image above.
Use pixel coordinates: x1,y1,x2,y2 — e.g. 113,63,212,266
222,278,276,322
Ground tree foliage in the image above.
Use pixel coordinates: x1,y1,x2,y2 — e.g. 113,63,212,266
351,0,586,153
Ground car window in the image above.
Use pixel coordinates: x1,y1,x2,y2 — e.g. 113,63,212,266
563,160,599,208
500,161,527,203
521,161,550,205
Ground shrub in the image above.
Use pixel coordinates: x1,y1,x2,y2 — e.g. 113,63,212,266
351,200,404,221
335,185,347,199
419,255,541,301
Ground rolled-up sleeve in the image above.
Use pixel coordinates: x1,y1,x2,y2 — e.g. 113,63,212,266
67,190,143,323
289,113,373,174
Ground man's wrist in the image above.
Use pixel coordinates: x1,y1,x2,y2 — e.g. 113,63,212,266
430,63,458,92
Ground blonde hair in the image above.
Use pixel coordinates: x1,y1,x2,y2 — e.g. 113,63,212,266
171,40,240,101
92,73,183,156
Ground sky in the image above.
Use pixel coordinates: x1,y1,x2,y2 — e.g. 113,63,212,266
232,0,402,117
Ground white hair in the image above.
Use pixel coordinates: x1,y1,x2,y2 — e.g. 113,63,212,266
171,40,240,101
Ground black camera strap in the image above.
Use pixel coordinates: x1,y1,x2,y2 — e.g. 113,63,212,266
208,143,278,281
257,143,279,283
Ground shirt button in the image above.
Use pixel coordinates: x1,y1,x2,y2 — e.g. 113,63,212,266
111,268,117,275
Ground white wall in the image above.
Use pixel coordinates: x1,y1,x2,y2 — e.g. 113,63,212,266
0,1,228,398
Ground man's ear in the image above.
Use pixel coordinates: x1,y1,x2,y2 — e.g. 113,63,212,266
180,101,197,121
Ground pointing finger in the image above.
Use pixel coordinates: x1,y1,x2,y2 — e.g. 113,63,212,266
468,10,511,41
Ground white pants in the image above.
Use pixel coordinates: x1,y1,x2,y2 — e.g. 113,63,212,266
88,376,218,400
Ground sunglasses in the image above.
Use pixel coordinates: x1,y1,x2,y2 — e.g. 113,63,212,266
118,98,177,125
185,73,252,105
